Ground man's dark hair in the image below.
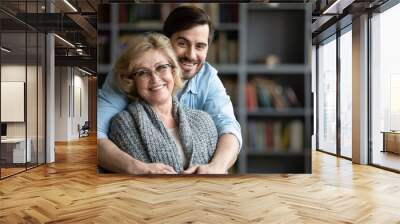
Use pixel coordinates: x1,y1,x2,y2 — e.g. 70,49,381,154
163,6,214,44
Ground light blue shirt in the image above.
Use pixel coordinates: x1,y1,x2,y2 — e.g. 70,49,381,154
97,62,242,149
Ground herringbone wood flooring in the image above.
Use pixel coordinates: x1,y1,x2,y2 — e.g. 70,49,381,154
1,135,400,223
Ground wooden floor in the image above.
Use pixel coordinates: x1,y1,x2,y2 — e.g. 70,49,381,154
1,136,400,223
1,167,26,178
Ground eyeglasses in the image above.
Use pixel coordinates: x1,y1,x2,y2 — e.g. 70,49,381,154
133,63,172,80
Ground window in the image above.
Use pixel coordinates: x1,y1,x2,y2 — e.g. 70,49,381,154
339,28,352,158
371,2,400,171
390,74,400,130
317,36,337,154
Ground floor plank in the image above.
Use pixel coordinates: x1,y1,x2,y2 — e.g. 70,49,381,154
1,135,400,223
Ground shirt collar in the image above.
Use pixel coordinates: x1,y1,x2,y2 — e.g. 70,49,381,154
183,63,206,95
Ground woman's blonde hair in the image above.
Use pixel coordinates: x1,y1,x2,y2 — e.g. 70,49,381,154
114,32,183,100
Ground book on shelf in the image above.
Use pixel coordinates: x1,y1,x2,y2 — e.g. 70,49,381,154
160,4,179,22
246,78,301,110
246,83,257,111
207,31,238,64
247,122,257,151
256,123,266,152
221,78,237,107
127,5,136,23
255,83,272,108
205,4,220,27
218,31,229,64
289,121,303,152
273,122,282,149
227,39,238,64
284,86,301,107
119,4,128,23
117,4,162,24
265,122,273,150
247,120,304,153
207,42,218,65
282,122,290,149
270,84,288,109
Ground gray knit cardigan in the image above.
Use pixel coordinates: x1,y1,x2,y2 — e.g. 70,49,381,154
108,98,218,173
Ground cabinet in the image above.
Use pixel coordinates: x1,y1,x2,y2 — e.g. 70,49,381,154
382,132,400,154
97,3,312,173
1,138,32,165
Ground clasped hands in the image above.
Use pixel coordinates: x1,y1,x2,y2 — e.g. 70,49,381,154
140,162,227,175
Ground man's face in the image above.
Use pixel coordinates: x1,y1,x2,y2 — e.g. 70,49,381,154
170,24,209,80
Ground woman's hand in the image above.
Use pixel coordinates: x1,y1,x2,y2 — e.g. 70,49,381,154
183,163,228,174
142,163,177,174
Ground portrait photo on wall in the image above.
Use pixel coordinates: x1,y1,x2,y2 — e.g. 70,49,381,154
97,3,313,175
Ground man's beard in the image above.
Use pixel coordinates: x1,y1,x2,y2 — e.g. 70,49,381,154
178,57,202,79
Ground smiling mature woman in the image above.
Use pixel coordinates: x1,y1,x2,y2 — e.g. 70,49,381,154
108,33,218,174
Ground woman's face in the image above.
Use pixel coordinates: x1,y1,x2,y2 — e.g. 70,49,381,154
133,49,175,106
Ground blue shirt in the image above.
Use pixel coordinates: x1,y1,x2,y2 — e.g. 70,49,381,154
97,62,242,149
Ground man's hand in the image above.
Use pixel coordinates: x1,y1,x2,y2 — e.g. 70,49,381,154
142,163,177,174
183,163,227,174
98,139,177,174
183,133,239,174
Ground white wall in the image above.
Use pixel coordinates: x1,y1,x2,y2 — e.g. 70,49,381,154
72,72,89,138
1,65,26,140
1,65,36,137
1,64,46,164
54,67,89,141
55,66,69,141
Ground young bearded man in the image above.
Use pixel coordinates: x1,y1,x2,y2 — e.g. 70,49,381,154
97,6,242,174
